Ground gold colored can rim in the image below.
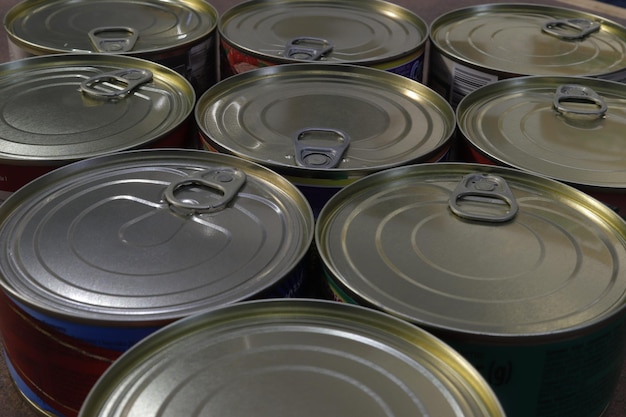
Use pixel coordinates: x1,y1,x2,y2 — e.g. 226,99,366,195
78,299,505,417
0,149,314,323
4,0,218,55
430,3,626,77
195,63,454,178
457,75,626,189
316,162,626,338
219,0,427,64
0,54,195,162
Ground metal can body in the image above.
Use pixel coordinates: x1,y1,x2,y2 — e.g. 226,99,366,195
0,54,196,201
4,0,218,93
195,63,454,215
0,149,314,417
456,75,626,215
218,0,427,82
428,3,626,107
78,299,506,417
315,162,626,417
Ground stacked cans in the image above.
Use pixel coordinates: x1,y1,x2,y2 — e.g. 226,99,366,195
5,0,220,93
0,2,625,417
428,3,626,108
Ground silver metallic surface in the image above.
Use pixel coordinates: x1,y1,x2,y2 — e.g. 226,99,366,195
430,3,626,78
79,299,506,417
316,162,626,336
0,54,194,162
196,63,454,182
457,75,626,189
0,149,314,324
4,0,217,56
219,0,427,65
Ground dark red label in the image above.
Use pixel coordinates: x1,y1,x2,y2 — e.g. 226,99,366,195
0,292,123,417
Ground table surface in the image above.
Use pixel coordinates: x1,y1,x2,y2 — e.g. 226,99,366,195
1,0,626,416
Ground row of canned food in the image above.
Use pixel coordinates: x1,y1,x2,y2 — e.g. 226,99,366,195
0,64,625,417
1,50,626,216
3,0,626,211
1,149,626,417
0,1,626,417
6,0,626,93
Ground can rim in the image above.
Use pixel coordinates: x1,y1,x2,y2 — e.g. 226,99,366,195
218,0,428,66
0,149,315,325
428,2,626,77
79,298,506,417
315,161,626,340
4,0,218,56
456,75,626,190
0,53,196,163
195,63,455,179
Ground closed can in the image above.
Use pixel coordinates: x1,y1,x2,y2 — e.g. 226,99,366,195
429,3,626,107
78,299,505,417
196,63,454,214
456,75,626,215
0,149,314,417
218,0,427,82
4,0,218,93
316,162,626,417
0,53,195,202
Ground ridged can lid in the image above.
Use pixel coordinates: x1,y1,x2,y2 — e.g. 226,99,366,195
316,162,626,338
78,299,505,417
0,54,194,163
196,64,454,181
430,3,626,79
4,0,217,55
457,75,626,190
0,149,314,324
219,0,427,65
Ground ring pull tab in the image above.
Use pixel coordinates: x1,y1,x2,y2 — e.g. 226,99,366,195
89,26,138,52
553,84,607,118
542,18,601,40
80,68,153,100
163,168,246,215
449,173,518,223
284,37,334,60
294,128,350,169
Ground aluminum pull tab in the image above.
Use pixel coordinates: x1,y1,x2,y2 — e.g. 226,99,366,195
294,128,350,169
542,18,601,40
89,26,138,52
284,37,333,60
553,84,607,118
163,168,246,215
449,173,518,223
80,68,153,100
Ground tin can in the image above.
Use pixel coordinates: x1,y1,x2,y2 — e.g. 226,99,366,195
456,75,626,215
4,0,218,93
0,53,195,202
78,298,505,417
218,0,427,82
0,148,314,417
429,3,626,108
196,63,454,215
315,162,626,417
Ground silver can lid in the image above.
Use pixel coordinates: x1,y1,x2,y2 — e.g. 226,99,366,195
5,0,217,55
430,3,626,77
78,299,505,417
0,54,194,163
219,0,427,64
196,64,454,180
457,75,626,190
0,149,314,323
316,162,626,337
